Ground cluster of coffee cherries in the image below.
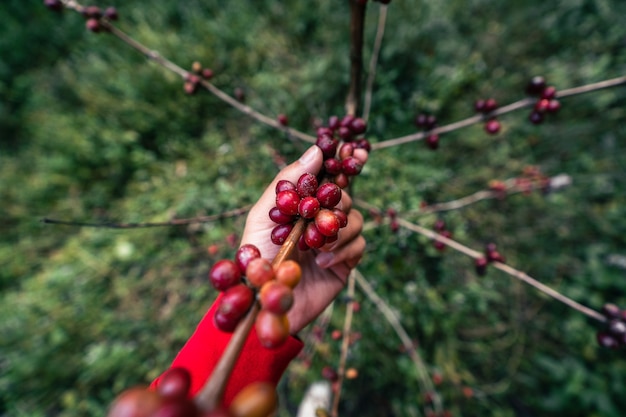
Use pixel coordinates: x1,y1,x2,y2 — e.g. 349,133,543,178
526,76,561,124
106,367,278,417
474,98,502,135
596,303,626,349
414,113,440,150
184,61,215,95
474,243,506,276
209,244,303,349
44,1,119,32
433,219,452,251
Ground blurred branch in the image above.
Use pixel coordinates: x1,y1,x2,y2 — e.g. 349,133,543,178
41,206,252,229
362,4,388,121
372,75,626,150
345,0,367,116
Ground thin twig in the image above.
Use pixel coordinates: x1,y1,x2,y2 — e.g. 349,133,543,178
330,270,357,417
345,0,367,117
362,4,388,122
354,269,440,416
371,75,626,150
41,206,252,229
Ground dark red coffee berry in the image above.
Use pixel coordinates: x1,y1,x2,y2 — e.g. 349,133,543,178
217,284,254,321
304,222,326,249
276,179,296,193
322,366,339,382
104,6,118,20
541,86,557,100
597,331,620,349
528,111,544,124
342,156,363,176
354,138,371,152
328,115,340,130
296,173,319,198
269,206,297,225
334,173,350,189
547,99,561,113
276,189,301,216
333,208,348,228
157,368,192,400
483,98,498,113
475,257,488,276
534,99,550,113
202,68,214,79
474,99,486,113
425,134,439,150
83,5,102,18
298,196,321,219
209,259,242,291
434,219,446,232
324,158,343,175
349,117,367,134
339,142,354,160
601,303,621,319
316,182,342,208
340,114,355,128
608,319,626,337
526,76,546,96
316,135,338,159
235,244,261,275
484,119,501,134
86,18,101,32
44,0,63,12
338,126,353,141
271,223,294,245
277,114,288,126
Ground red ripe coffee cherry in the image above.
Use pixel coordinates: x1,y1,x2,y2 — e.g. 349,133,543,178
44,0,63,12
315,209,341,237
235,244,261,275
334,173,350,189
271,223,294,245
259,281,294,315
316,182,342,208
83,5,102,18
316,135,338,159
475,257,488,276
321,366,339,382
255,310,290,349
275,179,296,193
339,142,354,159
157,367,192,400
246,258,275,288
526,76,546,96
333,208,348,228
338,126,353,141
349,117,367,134
86,18,101,32
601,303,621,320
202,68,214,79
341,156,363,176
296,173,318,198
354,138,371,152
541,86,557,100
483,98,498,113
229,382,278,417
425,134,439,150
340,114,355,128
298,196,321,219
269,206,297,225
304,222,326,249
328,115,340,130
277,114,288,126
276,189,301,216
484,119,501,134
597,331,620,349
217,284,254,321
324,158,343,175
209,259,242,291
547,99,561,113
534,99,551,113
104,7,118,20
528,111,544,124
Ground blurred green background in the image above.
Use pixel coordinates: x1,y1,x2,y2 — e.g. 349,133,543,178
1,0,626,416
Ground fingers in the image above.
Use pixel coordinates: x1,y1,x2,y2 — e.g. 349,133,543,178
315,208,365,268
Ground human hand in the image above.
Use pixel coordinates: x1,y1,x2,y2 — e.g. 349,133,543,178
240,145,367,334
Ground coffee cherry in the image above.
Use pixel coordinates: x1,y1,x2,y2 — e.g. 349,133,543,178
235,244,261,275
425,134,439,150
275,179,296,193
333,208,348,228
275,189,301,216
354,138,372,152
415,114,436,130
86,18,101,32
274,260,302,288
321,366,339,382
83,6,102,19
608,319,626,337
209,259,242,291
528,111,544,124
259,281,294,315
484,119,501,134
157,368,192,400
44,0,63,12
334,173,350,189
315,209,341,237
483,98,498,113
153,398,199,417
269,206,296,225
338,126,353,141
597,331,620,349
217,284,254,321
246,258,275,288
338,142,354,160
316,182,342,209
324,158,343,175
229,382,278,417
534,99,550,113
474,99,486,113
349,117,367,134
297,234,310,251
296,173,318,198
202,68,214,79
434,219,446,232
277,114,288,126
475,257,488,276
104,7,118,20
106,387,163,417
316,135,338,159
304,222,326,249
541,86,557,100
255,310,290,349
526,76,546,96
547,99,561,113
271,223,294,245
342,156,363,176
298,196,321,219
602,303,621,320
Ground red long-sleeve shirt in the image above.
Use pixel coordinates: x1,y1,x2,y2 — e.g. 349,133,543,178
150,298,303,406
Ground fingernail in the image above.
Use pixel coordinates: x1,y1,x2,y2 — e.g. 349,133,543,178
298,146,319,165
315,252,335,268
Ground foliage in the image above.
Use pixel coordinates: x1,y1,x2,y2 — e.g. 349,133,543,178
1,0,626,416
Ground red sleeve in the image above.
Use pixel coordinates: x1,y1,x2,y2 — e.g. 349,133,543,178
150,297,303,406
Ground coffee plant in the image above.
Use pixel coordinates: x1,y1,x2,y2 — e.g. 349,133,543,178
2,0,626,416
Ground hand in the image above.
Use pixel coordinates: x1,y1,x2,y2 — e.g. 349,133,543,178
240,145,367,334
